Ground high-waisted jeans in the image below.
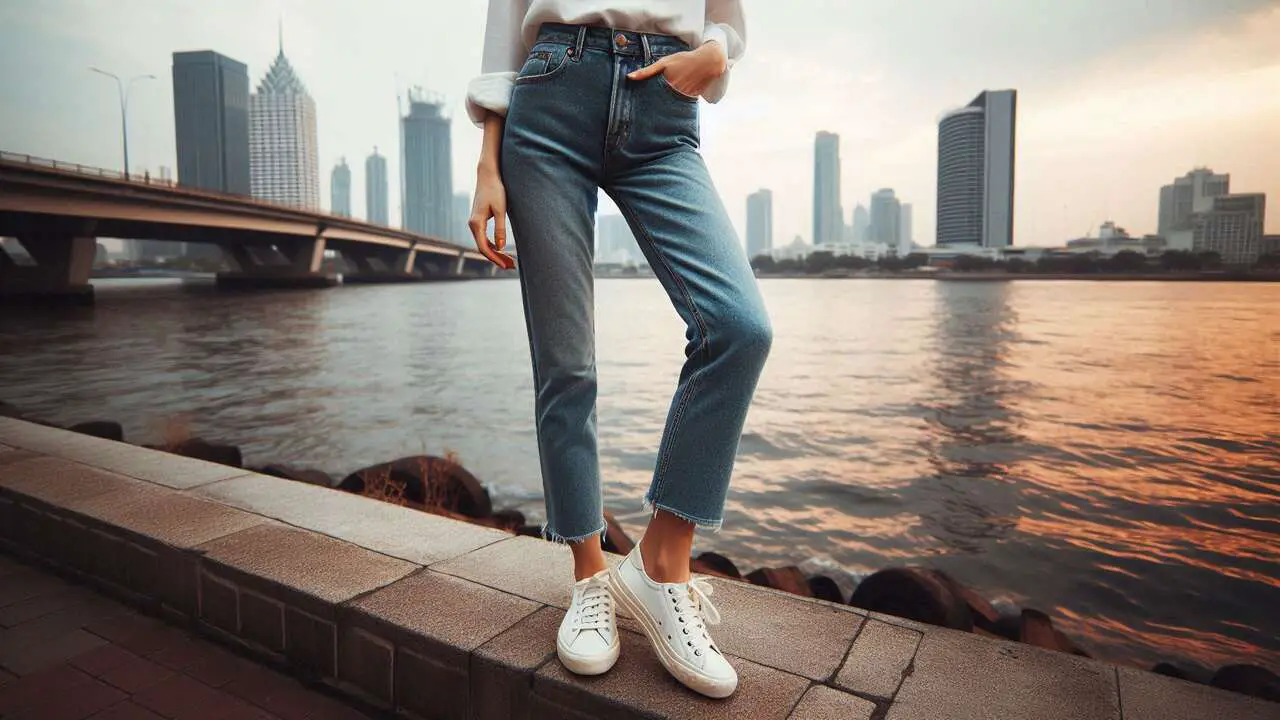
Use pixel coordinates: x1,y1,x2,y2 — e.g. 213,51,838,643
502,23,772,543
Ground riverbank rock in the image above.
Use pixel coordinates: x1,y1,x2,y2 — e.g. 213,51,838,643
1152,663,1193,680
148,439,242,468
601,511,634,555
746,566,812,597
692,552,741,579
807,575,845,604
0,401,26,419
339,456,492,518
68,421,124,441
256,464,333,487
849,567,973,631
489,509,526,532
1211,664,1280,702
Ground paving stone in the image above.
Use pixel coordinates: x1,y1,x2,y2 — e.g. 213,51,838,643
833,618,923,699
534,628,810,719
710,577,865,681
1117,665,1280,720
0,584,99,627
0,418,247,490
0,663,97,714
885,626,1120,720
57,479,266,550
197,523,417,618
73,645,141,677
432,535,615,608
341,570,538,717
0,627,107,676
0,457,138,508
0,568,72,608
4,671,126,719
0,447,38,467
789,684,877,720
347,570,539,653
95,651,176,695
196,473,508,565
86,699,167,719
472,606,563,720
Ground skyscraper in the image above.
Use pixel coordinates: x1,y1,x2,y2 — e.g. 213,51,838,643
365,149,389,226
936,89,1017,248
1158,168,1230,236
813,132,843,246
249,38,319,209
330,159,351,217
899,203,914,254
172,51,249,196
1193,193,1266,266
746,189,773,259
852,204,870,243
401,89,453,239
870,189,901,249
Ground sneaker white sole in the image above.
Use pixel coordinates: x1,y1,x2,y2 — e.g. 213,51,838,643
557,637,620,676
609,567,737,699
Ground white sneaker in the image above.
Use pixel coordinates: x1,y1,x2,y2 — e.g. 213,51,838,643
557,569,620,675
610,544,738,698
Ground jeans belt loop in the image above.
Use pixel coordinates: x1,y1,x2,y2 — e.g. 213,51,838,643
640,34,652,64
574,26,587,59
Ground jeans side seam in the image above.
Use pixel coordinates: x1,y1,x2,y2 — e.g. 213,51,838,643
612,191,710,506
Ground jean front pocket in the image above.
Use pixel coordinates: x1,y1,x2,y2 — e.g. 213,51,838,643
658,74,700,103
515,45,573,86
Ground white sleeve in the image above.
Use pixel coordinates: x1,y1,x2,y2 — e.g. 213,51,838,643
701,0,746,103
465,0,530,126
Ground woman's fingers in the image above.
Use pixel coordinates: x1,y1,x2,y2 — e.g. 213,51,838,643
469,206,516,270
626,57,668,80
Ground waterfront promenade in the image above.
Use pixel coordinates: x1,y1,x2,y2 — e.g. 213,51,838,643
1,417,1276,719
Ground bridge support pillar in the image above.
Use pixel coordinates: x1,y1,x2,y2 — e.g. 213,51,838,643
486,263,498,277
453,252,467,276
0,233,96,306
216,235,338,290
339,246,424,284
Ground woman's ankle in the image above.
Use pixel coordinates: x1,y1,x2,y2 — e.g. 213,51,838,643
570,540,609,581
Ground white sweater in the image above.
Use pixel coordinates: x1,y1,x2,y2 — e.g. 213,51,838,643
466,0,746,125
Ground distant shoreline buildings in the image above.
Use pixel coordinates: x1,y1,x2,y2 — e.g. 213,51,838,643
936,89,1017,250
401,90,453,240
249,38,319,210
365,149,389,226
330,159,351,217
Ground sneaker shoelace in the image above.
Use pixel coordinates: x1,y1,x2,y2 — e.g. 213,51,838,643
670,578,722,658
572,574,613,632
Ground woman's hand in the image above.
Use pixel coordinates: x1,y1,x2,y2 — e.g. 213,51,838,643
470,114,515,270
626,41,727,99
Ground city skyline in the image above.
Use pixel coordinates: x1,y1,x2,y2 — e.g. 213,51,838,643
2,1,1277,249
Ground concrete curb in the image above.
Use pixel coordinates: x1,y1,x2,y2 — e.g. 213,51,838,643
1,418,1275,719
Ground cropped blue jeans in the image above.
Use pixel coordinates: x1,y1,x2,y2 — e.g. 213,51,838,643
502,23,772,543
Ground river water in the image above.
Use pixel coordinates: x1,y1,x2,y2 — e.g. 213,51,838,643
1,277,1276,674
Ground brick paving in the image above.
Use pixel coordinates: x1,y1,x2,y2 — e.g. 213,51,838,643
0,552,375,720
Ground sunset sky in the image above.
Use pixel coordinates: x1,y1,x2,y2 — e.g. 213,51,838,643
1,0,1276,248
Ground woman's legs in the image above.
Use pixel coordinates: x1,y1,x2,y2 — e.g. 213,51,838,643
605,147,773,580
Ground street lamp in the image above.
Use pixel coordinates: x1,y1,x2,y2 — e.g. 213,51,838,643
90,68,156,178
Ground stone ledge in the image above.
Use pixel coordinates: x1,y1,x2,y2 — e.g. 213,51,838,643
0,417,1274,720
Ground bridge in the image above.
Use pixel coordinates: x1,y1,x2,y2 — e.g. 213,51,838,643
0,152,496,304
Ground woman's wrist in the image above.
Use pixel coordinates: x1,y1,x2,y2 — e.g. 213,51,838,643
697,40,728,76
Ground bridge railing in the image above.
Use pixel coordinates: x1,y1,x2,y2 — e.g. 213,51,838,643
0,151,178,187
0,150,480,254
